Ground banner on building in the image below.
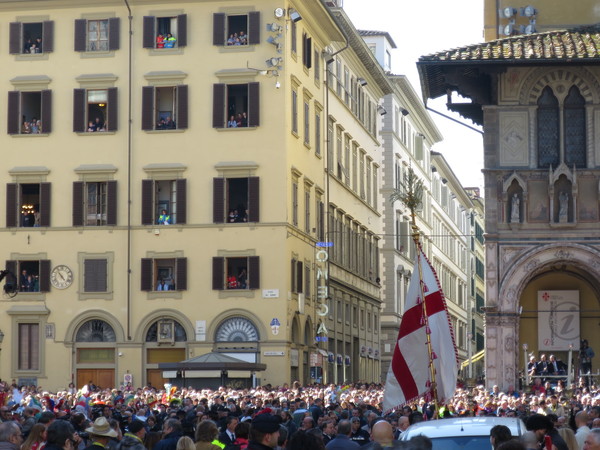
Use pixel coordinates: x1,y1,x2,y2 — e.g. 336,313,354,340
537,290,579,351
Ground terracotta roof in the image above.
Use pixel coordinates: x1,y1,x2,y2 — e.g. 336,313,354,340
358,29,397,48
420,24,600,62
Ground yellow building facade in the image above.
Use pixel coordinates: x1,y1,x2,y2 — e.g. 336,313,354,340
0,0,386,391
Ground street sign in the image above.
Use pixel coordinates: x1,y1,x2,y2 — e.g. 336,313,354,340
316,242,333,247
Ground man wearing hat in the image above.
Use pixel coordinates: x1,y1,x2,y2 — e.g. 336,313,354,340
248,414,280,449
117,420,146,450
83,417,118,450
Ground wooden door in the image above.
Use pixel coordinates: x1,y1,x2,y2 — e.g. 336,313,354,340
147,369,167,389
77,369,115,389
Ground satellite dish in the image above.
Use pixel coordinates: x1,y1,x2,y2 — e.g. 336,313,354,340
504,24,514,36
525,24,536,34
503,7,516,18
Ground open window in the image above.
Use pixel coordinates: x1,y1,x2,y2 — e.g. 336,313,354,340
7,90,52,135
74,18,120,52
72,181,117,226
212,256,259,290
73,88,118,132
141,85,188,130
213,177,259,223
5,259,50,292
140,257,187,291
141,179,186,225
212,12,260,46
6,182,51,228
212,82,259,128
10,21,54,54
143,14,187,49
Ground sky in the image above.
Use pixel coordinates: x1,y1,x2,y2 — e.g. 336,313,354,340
343,0,485,190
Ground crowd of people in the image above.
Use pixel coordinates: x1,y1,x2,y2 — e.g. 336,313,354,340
0,378,598,450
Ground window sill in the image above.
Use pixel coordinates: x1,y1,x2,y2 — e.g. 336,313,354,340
11,292,46,301
218,289,255,299
79,50,116,59
147,291,183,300
291,130,299,138
11,133,50,138
79,292,113,301
15,53,49,61
217,45,256,54
148,48,184,56
76,131,117,136
216,126,258,132
304,142,311,150
145,129,186,134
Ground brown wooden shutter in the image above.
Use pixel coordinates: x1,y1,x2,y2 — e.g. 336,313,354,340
108,17,120,51
6,183,17,227
212,257,224,290
74,19,87,52
43,21,54,52
213,178,225,223
9,22,21,54
177,15,187,47
248,256,260,289
72,181,84,226
40,182,51,227
176,179,186,224
319,201,325,240
212,84,225,128
142,16,155,49
41,90,52,133
176,257,187,290
39,259,51,292
213,13,226,46
141,86,155,130
84,259,107,292
291,259,297,293
107,87,118,131
248,177,260,222
141,179,154,225
248,82,260,127
306,37,312,69
176,85,188,129
248,12,260,45
7,91,20,135
107,180,117,226
296,261,303,294
6,261,17,289
141,258,153,291
73,89,86,132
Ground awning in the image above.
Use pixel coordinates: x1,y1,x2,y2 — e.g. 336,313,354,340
158,351,266,372
318,349,328,357
461,349,485,369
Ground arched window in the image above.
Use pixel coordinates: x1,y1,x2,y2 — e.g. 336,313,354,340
145,320,187,342
564,85,586,168
215,316,259,342
537,86,559,168
75,319,116,342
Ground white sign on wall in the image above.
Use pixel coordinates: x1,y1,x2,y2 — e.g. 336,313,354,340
195,320,206,341
537,290,580,351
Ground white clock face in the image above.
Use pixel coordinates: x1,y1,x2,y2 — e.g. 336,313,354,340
274,7,285,18
51,265,73,289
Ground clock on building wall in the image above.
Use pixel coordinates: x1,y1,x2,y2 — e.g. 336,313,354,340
50,265,73,289
215,317,259,342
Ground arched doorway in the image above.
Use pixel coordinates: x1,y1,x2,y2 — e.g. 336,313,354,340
145,319,187,389
214,316,260,388
489,243,600,389
74,319,116,389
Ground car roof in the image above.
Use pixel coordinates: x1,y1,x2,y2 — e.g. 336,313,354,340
400,417,526,440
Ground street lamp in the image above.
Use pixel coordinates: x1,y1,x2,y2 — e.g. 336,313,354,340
522,343,529,386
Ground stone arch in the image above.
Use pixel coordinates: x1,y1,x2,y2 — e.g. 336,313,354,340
291,314,301,343
64,309,126,344
304,316,313,346
134,309,195,342
499,243,600,312
521,67,599,105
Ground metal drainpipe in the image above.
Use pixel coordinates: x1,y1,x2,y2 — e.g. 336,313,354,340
123,0,133,340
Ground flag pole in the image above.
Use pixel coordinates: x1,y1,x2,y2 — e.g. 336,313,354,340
409,209,439,417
